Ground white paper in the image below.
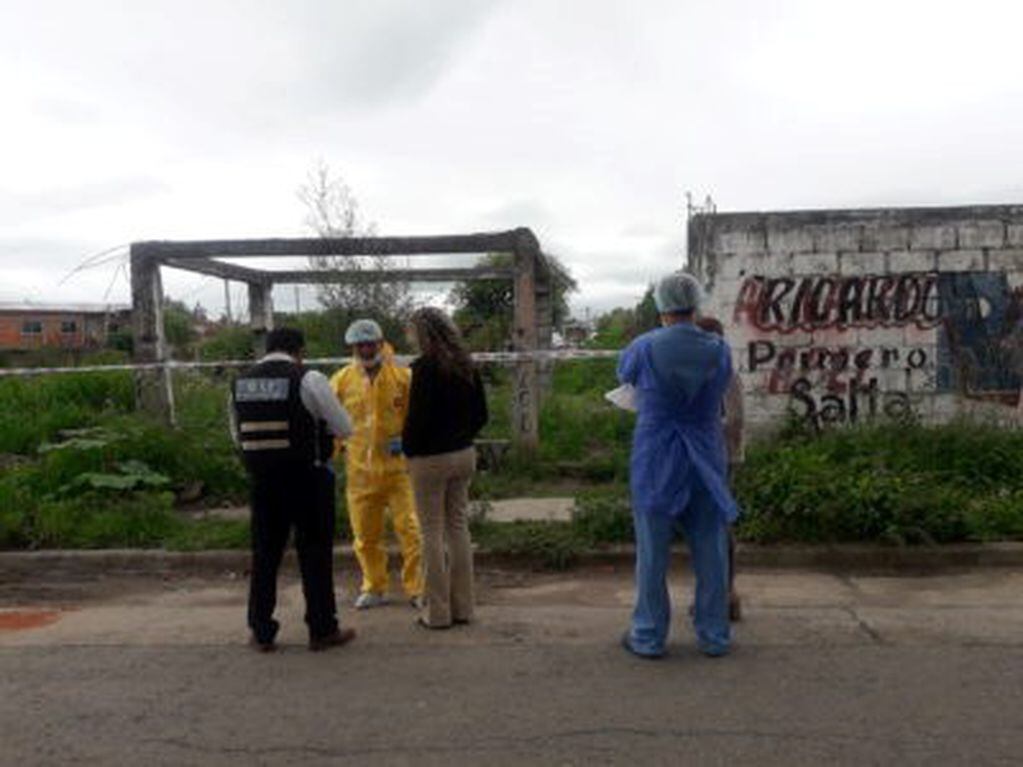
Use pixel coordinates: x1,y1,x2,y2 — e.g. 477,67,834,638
604,384,637,412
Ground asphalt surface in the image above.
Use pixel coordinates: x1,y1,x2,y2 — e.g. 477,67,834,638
2,565,1023,765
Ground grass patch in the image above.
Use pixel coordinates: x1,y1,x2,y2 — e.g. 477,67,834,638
0,373,134,455
471,519,590,570
735,419,1023,545
167,518,251,551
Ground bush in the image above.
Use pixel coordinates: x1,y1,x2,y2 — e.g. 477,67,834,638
572,492,633,543
31,491,181,549
0,373,134,454
735,421,1023,544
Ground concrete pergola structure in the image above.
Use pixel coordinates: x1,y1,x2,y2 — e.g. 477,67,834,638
129,228,553,449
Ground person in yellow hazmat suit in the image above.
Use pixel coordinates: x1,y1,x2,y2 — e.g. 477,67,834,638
331,319,424,609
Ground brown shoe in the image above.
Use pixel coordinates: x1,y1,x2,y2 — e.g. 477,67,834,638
308,627,356,652
249,635,277,653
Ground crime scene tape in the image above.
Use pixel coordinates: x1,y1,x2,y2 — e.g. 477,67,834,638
0,348,622,378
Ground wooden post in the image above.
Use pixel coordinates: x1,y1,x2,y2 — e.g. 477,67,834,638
130,247,175,425
248,281,274,357
512,229,542,451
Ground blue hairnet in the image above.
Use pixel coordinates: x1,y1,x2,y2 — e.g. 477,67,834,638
344,319,384,345
654,272,703,314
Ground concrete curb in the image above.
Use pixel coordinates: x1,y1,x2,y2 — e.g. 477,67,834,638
2,542,1023,579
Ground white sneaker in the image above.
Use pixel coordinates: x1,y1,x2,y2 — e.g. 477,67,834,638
354,592,388,610
409,595,425,610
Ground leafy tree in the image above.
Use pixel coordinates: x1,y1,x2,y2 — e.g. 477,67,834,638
450,253,578,351
275,307,410,359
590,285,659,349
297,161,412,319
163,299,198,354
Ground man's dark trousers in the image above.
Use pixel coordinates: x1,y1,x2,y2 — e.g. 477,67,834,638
247,463,339,644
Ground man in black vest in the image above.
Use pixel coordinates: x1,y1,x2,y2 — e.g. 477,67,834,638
232,327,356,652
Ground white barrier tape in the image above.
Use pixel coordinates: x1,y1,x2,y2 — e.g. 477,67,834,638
0,348,622,378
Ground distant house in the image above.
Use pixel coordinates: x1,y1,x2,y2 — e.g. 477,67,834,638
0,302,132,352
560,319,596,347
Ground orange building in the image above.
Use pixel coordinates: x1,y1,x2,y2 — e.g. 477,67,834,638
0,303,131,351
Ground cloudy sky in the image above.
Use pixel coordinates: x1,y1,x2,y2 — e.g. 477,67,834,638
3,0,1023,318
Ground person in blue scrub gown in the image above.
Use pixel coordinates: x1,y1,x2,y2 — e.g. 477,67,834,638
619,271,739,659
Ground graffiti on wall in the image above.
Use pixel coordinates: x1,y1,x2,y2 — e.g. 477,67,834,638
937,273,1023,404
734,271,1023,425
735,273,942,332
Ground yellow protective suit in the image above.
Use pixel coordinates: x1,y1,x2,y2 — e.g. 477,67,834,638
330,351,423,598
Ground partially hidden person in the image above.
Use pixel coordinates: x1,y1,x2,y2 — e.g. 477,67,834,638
696,315,744,622
231,327,357,652
619,272,739,659
403,308,488,630
330,319,424,610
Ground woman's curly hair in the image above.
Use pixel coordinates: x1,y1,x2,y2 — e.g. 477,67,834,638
410,307,474,381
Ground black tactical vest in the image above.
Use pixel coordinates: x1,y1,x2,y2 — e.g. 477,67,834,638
232,358,332,472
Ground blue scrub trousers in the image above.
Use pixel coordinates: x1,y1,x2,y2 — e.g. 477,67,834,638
627,481,731,657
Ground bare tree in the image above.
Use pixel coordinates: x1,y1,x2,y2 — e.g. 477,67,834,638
297,161,412,317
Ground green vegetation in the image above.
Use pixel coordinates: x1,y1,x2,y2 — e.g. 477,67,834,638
1,354,1022,554
589,285,658,349
450,252,578,351
0,370,247,549
736,418,1023,545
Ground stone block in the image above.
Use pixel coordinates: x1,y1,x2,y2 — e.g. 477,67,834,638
987,249,1023,273
872,367,912,392
715,252,774,281
791,252,839,275
931,394,962,421
1006,224,1023,247
957,220,1005,249
909,223,957,251
811,223,863,253
903,324,940,347
888,250,936,273
937,249,986,272
861,224,910,252
766,225,816,254
714,227,767,255
856,325,908,348
839,251,886,276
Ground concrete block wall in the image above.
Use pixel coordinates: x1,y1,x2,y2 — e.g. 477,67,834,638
689,205,1023,433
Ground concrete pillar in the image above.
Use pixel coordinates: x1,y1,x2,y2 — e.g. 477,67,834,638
129,246,175,425
534,256,555,397
248,282,274,356
512,229,542,451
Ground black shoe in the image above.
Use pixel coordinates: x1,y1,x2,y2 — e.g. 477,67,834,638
308,627,357,652
249,635,277,653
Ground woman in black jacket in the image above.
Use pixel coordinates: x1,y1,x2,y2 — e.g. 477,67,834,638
403,307,488,628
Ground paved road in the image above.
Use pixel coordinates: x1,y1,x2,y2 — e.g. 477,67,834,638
2,565,1023,765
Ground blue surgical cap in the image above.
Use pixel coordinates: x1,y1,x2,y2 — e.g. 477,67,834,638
654,272,703,314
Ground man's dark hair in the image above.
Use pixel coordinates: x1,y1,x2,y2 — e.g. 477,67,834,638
266,327,305,356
